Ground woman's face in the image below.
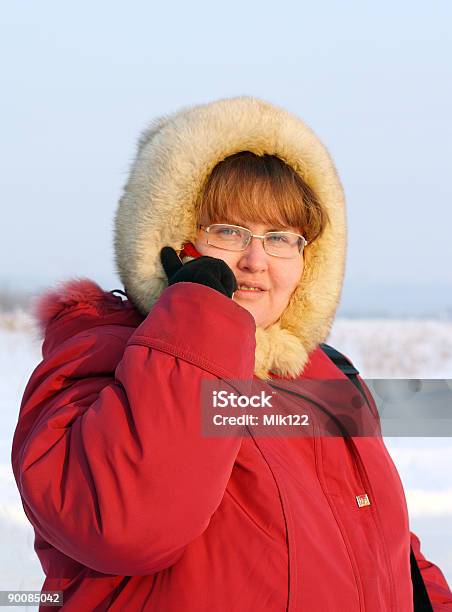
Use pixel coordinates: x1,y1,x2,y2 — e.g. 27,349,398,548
193,220,304,328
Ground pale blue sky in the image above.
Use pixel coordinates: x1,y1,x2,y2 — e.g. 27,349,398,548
1,1,451,315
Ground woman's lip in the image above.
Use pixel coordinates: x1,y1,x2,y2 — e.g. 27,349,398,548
234,288,267,299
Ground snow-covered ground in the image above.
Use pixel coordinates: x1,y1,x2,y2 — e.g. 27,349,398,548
1,310,451,607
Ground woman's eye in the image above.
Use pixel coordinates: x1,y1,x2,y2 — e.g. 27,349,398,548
268,234,289,243
218,227,240,236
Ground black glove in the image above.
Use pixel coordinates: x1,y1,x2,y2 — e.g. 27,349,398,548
160,247,238,299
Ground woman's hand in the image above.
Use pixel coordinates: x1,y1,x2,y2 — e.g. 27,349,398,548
160,246,237,299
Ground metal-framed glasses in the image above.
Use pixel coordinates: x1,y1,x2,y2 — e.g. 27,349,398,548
199,224,308,258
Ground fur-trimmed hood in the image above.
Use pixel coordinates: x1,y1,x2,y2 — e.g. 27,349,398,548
114,96,347,379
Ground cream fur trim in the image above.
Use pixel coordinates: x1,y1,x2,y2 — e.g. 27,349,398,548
114,96,346,379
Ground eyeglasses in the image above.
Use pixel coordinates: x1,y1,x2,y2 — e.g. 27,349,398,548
199,224,308,258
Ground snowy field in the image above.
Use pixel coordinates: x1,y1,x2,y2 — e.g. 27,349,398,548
1,310,451,607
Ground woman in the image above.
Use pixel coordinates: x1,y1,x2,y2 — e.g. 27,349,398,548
12,96,451,610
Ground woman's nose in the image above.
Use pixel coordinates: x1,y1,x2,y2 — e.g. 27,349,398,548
237,237,269,272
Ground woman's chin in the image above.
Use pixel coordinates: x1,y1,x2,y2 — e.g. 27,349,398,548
232,297,266,327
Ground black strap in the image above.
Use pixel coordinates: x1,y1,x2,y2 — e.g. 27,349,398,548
320,343,375,412
319,343,433,611
320,343,360,376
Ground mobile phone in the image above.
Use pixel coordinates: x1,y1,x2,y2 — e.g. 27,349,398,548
179,242,202,263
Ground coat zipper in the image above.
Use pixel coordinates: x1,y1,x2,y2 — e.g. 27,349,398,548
345,436,398,611
268,382,398,611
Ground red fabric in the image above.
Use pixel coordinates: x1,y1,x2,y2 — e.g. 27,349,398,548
12,279,452,611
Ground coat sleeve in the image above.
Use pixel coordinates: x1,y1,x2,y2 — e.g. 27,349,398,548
12,282,256,576
410,532,452,610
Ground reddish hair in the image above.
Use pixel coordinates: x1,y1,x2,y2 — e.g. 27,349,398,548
197,151,328,243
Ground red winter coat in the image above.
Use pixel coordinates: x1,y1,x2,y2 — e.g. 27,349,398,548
12,279,452,611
